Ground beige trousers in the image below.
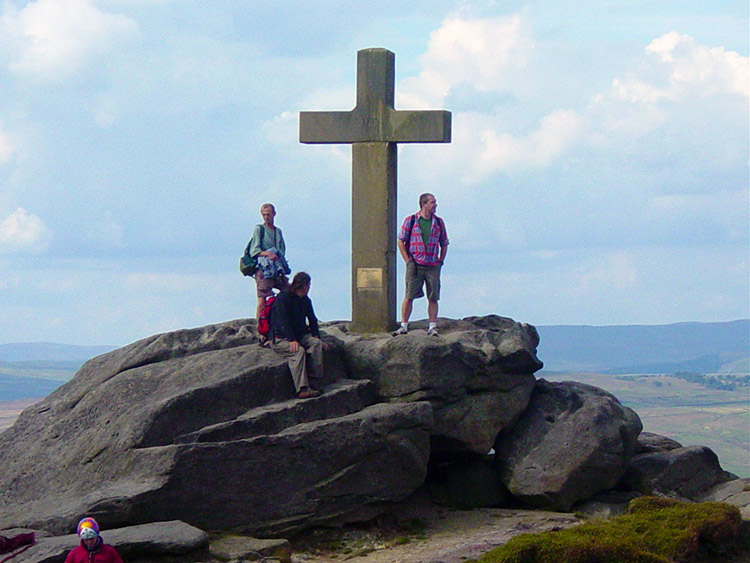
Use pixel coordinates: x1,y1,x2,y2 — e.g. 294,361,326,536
271,333,324,392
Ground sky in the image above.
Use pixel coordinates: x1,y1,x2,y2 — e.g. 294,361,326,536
0,0,748,346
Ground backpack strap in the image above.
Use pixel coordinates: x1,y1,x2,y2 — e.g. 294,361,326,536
244,224,265,257
404,213,417,260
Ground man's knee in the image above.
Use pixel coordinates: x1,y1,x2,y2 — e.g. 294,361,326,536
306,337,323,352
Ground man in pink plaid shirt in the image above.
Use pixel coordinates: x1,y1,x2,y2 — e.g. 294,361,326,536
394,193,449,336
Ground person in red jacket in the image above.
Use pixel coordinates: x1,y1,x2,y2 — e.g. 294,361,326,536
64,517,123,563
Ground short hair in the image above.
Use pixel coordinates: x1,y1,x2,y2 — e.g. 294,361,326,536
419,193,435,209
290,271,311,292
260,203,275,214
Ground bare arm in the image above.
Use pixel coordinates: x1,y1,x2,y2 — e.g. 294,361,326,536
397,238,411,263
439,244,448,264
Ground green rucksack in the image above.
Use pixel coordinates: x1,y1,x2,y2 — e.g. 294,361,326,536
240,225,263,276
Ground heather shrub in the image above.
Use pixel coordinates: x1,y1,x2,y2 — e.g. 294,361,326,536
473,497,745,563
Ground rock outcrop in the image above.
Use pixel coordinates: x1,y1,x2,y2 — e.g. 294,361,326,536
0,320,433,536
699,477,750,520
333,315,541,455
1,312,738,549
622,445,736,500
635,431,683,454
0,315,543,537
494,379,642,511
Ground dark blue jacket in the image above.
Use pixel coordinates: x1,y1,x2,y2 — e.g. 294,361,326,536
270,290,320,341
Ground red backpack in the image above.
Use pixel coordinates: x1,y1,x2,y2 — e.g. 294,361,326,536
257,295,276,338
0,533,35,562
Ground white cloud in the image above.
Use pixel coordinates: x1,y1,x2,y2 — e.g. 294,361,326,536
404,22,748,185
399,13,533,108
0,0,138,80
394,12,586,180
590,31,749,138
0,207,52,253
472,109,583,176
403,104,584,186
292,13,547,181
646,31,749,98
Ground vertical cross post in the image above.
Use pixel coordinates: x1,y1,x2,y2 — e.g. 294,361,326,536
300,48,451,333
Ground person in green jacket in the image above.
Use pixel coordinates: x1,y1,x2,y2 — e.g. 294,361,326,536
246,203,289,325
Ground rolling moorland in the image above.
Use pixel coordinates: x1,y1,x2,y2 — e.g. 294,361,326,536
1,320,748,476
537,319,749,477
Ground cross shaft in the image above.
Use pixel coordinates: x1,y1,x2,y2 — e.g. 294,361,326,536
300,48,451,333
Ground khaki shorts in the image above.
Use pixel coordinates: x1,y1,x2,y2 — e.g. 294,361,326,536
255,271,288,298
405,261,441,301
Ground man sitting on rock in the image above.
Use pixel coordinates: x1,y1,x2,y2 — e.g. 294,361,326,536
269,271,328,399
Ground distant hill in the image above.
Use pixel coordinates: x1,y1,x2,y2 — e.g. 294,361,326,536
1,321,748,400
0,342,116,364
536,319,750,374
0,343,116,402
0,342,115,363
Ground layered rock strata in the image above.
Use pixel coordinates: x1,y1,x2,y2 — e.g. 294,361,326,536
0,320,433,535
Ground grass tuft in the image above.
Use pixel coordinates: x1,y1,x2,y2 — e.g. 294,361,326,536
471,497,746,563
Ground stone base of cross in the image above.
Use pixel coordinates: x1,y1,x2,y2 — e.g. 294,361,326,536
300,48,451,333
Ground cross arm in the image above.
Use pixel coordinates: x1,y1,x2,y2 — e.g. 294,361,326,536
388,109,451,143
300,108,451,144
300,110,361,144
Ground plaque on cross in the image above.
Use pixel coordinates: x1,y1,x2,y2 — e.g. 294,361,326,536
300,47,451,333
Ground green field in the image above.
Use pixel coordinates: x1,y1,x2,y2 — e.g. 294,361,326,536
0,361,78,382
542,371,750,478
0,361,79,402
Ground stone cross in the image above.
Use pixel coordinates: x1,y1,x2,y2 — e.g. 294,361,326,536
300,47,451,333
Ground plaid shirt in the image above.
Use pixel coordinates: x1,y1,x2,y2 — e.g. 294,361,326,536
398,213,449,266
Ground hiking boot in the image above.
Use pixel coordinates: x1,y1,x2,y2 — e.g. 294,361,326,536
392,326,408,336
298,388,322,399
427,326,439,337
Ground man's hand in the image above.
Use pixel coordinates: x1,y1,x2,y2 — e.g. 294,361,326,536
397,239,411,264
289,340,300,353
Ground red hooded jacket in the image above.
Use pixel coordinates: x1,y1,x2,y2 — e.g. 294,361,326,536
64,540,123,563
